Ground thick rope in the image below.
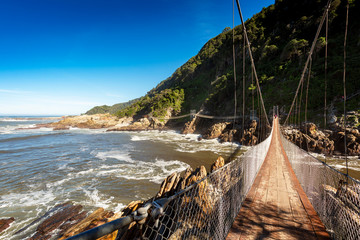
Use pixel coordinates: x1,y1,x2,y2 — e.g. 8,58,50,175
235,0,270,127
232,0,238,144
242,32,246,138
284,0,332,125
324,9,329,128
305,57,312,123
298,75,304,127
343,1,349,177
154,113,244,121
295,93,298,127
251,67,254,115
258,90,262,143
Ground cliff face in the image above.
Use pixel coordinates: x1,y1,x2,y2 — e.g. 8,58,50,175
94,0,360,126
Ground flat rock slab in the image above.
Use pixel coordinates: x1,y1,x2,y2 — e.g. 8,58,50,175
0,217,15,233
227,119,330,240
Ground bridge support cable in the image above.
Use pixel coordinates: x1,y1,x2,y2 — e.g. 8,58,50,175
242,31,246,139
298,75,304,146
324,9,329,128
298,73,304,128
305,57,312,125
251,68,254,117
257,86,261,142
295,93,298,127
343,1,349,177
284,0,332,125
235,0,270,127
231,0,238,146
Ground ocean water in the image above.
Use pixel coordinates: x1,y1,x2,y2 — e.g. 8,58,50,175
0,116,241,239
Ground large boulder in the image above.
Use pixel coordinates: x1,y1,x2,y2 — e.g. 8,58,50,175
182,117,197,134
0,217,15,233
203,122,231,139
210,156,225,172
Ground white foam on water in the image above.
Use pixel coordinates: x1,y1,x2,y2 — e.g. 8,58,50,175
113,203,127,213
0,216,38,240
68,127,106,135
94,150,134,163
80,146,89,152
0,190,55,208
87,154,189,184
0,118,32,122
57,163,74,171
46,178,71,188
111,158,188,184
0,124,56,135
82,188,114,210
72,168,95,177
129,130,240,154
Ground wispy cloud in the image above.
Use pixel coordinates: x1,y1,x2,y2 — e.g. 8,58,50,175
0,89,33,94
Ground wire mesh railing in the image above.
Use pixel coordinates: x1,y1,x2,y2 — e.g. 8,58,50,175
142,129,271,240
280,131,360,240
140,127,272,240
65,122,273,240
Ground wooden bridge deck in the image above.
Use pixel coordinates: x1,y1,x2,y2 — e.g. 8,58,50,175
227,119,330,240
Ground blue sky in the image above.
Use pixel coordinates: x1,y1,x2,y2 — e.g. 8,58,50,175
0,0,274,115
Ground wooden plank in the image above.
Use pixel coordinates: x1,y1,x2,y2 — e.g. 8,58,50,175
226,119,330,240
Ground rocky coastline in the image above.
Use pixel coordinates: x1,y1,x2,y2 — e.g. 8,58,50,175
5,112,358,238
4,156,226,240
29,111,360,156
281,111,360,156
32,113,264,147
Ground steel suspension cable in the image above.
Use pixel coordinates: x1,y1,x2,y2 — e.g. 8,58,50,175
298,76,304,127
258,89,261,143
284,0,332,125
343,1,349,177
235,0,270,127
305,57,312,124
242,32,246,138
232,0,238,143
251,67,254,116
304,58,312,152
324,9,329,128
295,93,298,127
299,79,304,146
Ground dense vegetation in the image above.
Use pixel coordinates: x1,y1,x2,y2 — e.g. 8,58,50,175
89,0,360,125
85,99,139,115
116,88,184,119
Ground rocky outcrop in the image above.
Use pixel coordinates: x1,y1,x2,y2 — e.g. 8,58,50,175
210,156,225,172
203,122,231,139
0,217,14,233
33,156,228,240
107,117,154,131
181,117,200,134
36,114,128,130
22,202,87,240
282,122,360,156
58,207,116,240
239,120,259,145
181,117,265,146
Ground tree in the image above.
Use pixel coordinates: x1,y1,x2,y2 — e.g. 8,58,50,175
222,27,231,33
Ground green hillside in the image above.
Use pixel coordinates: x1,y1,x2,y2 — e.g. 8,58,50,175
117,0,360,124
85,98,139,115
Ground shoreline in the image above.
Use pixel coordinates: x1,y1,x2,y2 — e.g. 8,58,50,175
26,113,360,158
2,114,359,239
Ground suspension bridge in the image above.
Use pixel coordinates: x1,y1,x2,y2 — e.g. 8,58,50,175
63,0,359,239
